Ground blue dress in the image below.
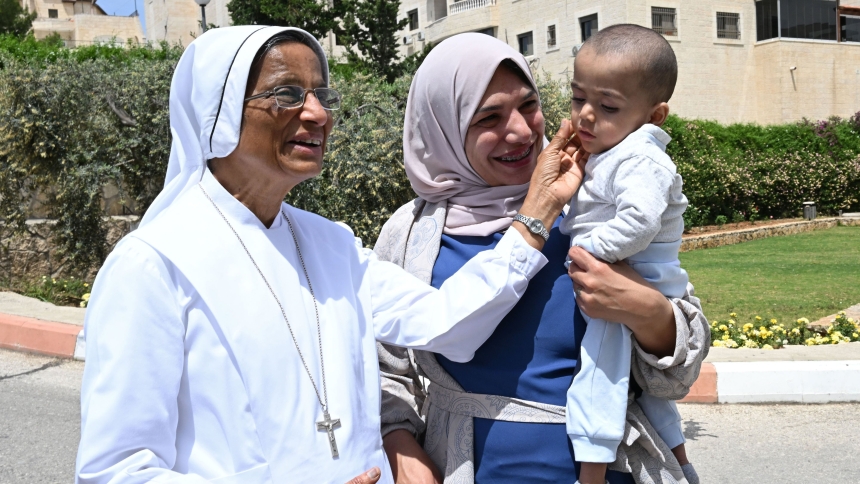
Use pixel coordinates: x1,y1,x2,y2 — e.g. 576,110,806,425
432,218,635,484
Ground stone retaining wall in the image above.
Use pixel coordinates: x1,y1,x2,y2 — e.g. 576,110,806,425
681,217,860,252
0,216,139,282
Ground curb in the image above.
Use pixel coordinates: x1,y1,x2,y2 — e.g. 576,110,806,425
3,309,859,404
0,312,83,359
679,360,860,404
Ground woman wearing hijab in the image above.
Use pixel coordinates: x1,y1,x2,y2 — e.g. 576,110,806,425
375,34,709,484
75,27,584,484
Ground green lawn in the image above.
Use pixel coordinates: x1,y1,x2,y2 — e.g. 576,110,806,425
679,225,860,325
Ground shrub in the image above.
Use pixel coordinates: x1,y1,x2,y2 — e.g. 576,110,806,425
2,35,859,276
0,38,178,272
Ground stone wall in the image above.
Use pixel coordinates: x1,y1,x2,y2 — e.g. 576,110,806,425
680,217,860,252
0,216,139,282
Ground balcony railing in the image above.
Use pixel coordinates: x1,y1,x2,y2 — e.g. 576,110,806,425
450,0,496,15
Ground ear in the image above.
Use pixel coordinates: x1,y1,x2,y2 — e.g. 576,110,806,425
649,102,670,126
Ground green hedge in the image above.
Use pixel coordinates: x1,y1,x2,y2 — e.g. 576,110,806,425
2,35,859,274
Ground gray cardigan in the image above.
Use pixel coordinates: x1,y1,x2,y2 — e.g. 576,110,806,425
374,198,710,484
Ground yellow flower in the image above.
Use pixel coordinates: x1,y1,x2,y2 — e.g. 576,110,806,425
724,340,739,348
743,323,754,331
744,340,759,349
759,326,767,333
770,319,777,324
84,283,89,288
762,344,774,350
730,312,737,318
713,340,725,348
853,333,858,339
719,325,728,331
791,328,801,335
721,334,730,341
755,316,762,321
798,318,810,325
82,293,90,302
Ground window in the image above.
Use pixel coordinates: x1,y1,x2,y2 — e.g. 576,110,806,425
755,0,778,41
407,9,419,31
717,12,740,39
580,14,598,42
843,15,860,42
547,25,557,49
652,7,677,36
428,0,447,22
755,0,838,41
48,9,58,18
518,32,534,56
476,27,495,37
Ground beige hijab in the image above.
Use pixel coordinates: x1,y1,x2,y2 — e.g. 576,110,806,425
403,33,542,236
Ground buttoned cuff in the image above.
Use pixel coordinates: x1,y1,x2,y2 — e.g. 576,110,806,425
496,229,548,278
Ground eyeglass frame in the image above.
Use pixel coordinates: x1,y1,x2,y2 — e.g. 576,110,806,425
244,85,341,111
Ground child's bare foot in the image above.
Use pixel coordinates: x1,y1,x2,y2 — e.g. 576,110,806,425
578,462,607,484
671,443,690,466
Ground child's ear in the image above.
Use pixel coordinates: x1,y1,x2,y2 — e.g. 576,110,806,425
649,102,670,126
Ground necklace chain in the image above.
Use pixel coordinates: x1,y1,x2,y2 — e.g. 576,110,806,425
198,184,329,412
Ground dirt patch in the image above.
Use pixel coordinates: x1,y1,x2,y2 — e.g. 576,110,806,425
683,218,804,237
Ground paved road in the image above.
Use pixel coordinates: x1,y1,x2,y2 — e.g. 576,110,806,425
0,351,82,484
1,349,859,483
680,402,860,483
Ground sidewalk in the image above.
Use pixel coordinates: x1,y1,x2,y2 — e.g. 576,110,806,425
681,343,860,403
0,291,85,359
2,291,859,404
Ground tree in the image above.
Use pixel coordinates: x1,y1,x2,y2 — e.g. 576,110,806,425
340,0,408,83
0,0,36,37
226,0,341,40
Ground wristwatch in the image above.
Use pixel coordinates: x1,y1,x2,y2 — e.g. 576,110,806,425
513,213,550,242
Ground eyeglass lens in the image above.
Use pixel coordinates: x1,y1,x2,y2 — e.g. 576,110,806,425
274,86,341,110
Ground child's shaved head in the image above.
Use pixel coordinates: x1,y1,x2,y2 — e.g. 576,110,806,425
580,24,678,104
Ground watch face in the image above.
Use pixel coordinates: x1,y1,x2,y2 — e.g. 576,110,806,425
529,219,542,231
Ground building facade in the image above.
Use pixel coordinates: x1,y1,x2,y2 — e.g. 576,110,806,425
395,0,860,125
143,0,232,47
142,1,351,58
22,0,144,47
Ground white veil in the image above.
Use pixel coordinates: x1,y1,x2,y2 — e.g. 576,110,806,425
138,26,330,228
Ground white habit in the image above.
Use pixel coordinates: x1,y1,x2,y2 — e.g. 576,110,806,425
76,26,547,484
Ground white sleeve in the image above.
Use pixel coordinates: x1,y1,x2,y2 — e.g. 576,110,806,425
585,156,675,262
367,228,547,363
76,238,210,484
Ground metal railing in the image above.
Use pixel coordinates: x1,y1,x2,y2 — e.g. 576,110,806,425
450,0,496,15
717,12,741,39
652,7,677,36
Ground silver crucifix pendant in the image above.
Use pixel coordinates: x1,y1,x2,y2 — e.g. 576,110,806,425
316,411,341,458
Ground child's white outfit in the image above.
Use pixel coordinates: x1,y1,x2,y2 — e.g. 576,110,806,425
560,124,689,463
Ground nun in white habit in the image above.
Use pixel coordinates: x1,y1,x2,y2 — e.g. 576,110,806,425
76,26,586,484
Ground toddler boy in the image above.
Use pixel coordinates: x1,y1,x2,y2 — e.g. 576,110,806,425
559,24,698,484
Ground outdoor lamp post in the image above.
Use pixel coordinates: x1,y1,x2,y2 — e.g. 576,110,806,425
194,0,211,33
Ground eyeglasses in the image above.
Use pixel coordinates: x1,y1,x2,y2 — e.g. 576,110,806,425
244,85,341,111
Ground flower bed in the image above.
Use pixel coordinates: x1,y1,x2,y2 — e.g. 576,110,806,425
710,312,860,349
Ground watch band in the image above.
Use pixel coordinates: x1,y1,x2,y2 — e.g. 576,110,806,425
513,213,550,241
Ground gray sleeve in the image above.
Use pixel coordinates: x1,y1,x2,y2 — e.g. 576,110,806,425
587,156,676,262
631,283,711,400
378,342,427,438
373,207,428,439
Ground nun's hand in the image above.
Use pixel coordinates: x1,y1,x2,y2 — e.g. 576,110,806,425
515,119,588,249
345,467,381,484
